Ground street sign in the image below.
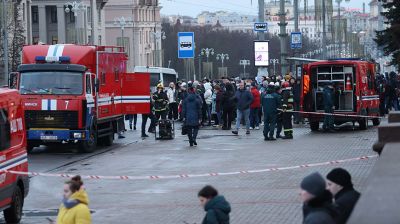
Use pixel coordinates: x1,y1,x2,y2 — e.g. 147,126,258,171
254,41,269,66
254,22,268,32
178,32,195,59
291,32,302,49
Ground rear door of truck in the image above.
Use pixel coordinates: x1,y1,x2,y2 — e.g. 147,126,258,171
120,72,151,115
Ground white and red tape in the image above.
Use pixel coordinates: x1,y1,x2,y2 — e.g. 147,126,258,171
0,155,377,181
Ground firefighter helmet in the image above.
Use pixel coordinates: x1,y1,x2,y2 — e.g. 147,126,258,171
157,83,164,89
282,81,290,88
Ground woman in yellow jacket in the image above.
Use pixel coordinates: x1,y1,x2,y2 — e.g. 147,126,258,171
56,176,91,224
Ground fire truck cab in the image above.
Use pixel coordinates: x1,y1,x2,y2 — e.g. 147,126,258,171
0,88,29,223
301,59,380,131
11,44,150,153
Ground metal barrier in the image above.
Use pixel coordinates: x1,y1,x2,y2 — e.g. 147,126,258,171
348,112,400,224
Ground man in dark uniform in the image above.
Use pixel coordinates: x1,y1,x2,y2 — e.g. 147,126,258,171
281,81,294,139
153,83,169,120
323,81,335,132
262,82,281,141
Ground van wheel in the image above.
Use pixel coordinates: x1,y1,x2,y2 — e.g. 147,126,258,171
359,118,368,130
4,185,23,223
79,127,97,153
310,121,319,131
372,118,380,126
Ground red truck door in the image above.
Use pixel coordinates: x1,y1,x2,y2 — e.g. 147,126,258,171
120,73,150,115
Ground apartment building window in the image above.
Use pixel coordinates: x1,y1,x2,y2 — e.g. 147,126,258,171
87,7,92,23
32,6,38,23
23,3,25,21
50,6,57,23
52,36,58,44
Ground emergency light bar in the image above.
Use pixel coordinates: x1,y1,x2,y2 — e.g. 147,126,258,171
35,56,71,63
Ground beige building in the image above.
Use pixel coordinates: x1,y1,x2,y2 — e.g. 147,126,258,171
30,0,107,45
104,0,162,71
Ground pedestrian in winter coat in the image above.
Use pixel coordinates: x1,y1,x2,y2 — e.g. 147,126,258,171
221,83,236,130
211,85,223,126
57,176,91,224
326,168,361,224
167,82,179,120
182,85,202,147
300,172,337,224
232,82,253,135
262,83,281,141
177,82,188,121
198,185,231,224
250,82,261,130
204,82,213,126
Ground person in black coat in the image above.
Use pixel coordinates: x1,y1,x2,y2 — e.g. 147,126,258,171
198,185,231,224
220,83,236,130
182,84,202,147
301,172,337,224
327,168,361,224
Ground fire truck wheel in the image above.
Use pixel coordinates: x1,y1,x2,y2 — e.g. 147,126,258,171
4,185,23,223
372,118,380,126
79,128,97,153
310,121,319,131
359,118,368,130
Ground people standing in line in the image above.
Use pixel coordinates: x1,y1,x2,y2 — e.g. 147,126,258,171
153,83,169,120
275,82,283,138
211,85,223,127
300,172,337,224
221,82,236,130
249,82,261,130
177,82,188,121
323,81,335,132
262,82,281,141
204,82,213,126
326,168,361,224
198,185,231,224
182,83,202,147
56,176,91,224
281,81,294,139
232,81,253,135
167,82,179,121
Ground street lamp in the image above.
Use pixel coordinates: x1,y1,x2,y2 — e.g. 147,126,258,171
335,0,350,58
114,16,133,48
239,59,250,78
151,31,166,67
216,53,229,67
201,48,215,62
269,59,279,76
65,1,87,44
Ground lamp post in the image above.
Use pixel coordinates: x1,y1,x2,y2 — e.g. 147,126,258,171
65,1,87,44
269,59,279,76
114,16,133,49
239,59,250,78
335,0,350,58
216,53,229,67
201,48,215,63
151,31,166,67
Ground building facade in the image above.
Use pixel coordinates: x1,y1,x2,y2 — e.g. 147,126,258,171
104,0,162,71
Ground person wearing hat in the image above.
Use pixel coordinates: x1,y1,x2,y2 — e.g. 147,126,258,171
323,81,335,132
261,82,281,141
300,172,337,224
153,83,169,120
326,168,360,224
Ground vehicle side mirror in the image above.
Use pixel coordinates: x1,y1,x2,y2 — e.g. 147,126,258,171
8,72,19,89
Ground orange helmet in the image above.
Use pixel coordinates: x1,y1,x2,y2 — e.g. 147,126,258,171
282,81,290,88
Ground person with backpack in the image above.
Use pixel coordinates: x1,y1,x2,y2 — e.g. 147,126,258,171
198,185,231,224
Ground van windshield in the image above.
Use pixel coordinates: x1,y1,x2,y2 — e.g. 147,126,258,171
19,71,83,95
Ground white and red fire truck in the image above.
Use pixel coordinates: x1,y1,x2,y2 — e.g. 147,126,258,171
0,88,29,223
301,59,380,131
10,44,150,153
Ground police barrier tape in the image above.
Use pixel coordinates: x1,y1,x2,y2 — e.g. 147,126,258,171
279,109,383,119
0,155,377,180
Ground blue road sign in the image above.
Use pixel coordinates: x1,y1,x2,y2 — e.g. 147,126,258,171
291,32,302,49
178,32,195,59
254,22,268,32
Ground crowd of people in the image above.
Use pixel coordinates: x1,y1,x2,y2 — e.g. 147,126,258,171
53,167,360,224
376,71,400,115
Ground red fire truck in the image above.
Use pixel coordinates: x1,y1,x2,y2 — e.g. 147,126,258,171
10,44,150,153
301,59,380,131
0,88,29,223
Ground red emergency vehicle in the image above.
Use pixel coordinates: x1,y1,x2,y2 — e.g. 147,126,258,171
0,88,29,223
301,59,380,131
10,44,150,153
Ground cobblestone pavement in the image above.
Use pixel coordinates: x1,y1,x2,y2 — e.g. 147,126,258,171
9,121,379,224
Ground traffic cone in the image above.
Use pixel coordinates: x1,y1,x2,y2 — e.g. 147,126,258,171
345,76,352,91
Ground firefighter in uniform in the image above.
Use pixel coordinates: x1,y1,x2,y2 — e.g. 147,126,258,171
281,81,294,139
275,82,283,138
153,83,169,120
262,82,281,141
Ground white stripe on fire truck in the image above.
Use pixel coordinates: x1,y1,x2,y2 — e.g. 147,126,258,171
46,44,65,58
0,153,28,171
41,99,57,111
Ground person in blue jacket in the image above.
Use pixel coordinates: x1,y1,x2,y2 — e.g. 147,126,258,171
198,185,231,224
182,83,202,147
262,82,282,141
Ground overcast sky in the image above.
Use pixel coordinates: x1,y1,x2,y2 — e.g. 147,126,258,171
159,0,371,17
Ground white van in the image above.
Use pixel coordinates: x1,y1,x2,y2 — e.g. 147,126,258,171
134,66,178,90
